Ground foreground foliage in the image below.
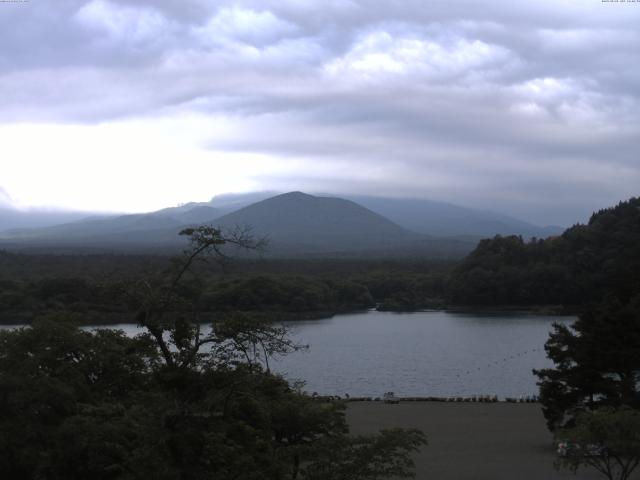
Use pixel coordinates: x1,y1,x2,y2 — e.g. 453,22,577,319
556,407,640,480
528,201,640,477
0,226,426,479
534,296,640,431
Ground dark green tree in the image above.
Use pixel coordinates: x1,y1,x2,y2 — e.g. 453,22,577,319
449,197,640,308
535,295,640,431
555,407,640,480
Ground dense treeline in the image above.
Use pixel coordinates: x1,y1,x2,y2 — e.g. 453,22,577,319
0,251,452,280
354,271,449,311
202,276,374,315
450,197,640,307
0,277,122,324
2,196,638,323
0,244,455,323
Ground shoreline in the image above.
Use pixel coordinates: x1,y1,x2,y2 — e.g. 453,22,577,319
315,395,539,403
0,304,578,326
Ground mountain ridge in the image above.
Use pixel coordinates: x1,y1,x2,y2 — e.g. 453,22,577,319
0,191,562,258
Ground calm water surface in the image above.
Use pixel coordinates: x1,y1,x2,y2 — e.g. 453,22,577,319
2,310,573,398
274,310,573,398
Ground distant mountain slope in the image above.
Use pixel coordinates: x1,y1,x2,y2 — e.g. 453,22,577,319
153,205,219,224
0,205,219,241
0,208,110,232
1,190,561,244
0,186,114,232
8,191,565,258
0,192,477,258
212,192,418,253
209,191,280,214
205,191,563,238
342,195,562,238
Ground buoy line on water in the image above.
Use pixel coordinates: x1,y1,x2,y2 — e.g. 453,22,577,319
455,347,543,379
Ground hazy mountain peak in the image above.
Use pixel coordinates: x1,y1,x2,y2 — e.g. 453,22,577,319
263,191,324,204
209,191,423,255
342,194,563,238
209,191,280,209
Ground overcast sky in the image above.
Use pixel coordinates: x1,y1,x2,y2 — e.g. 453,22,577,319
1,0,639,225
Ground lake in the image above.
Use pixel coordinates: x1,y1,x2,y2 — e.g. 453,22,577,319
1,310,573,399
273,310,573,399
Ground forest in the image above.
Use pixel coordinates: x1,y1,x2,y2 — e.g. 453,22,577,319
0,253,453,325
449,197,640,307
1,197,638,325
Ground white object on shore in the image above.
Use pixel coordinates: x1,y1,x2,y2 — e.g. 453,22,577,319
383,391,400,404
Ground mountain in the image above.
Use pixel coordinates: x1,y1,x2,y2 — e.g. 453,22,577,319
0,186,111,232
205,191,563,238
1,190,560,257
210,192,474,257
212,191,417,253
209,191,280,214
0,192,264,241
0,206,219,247
0,207,109,232
339,195,562,238
0,192,475,257
0,190,561,243
149,205,219,224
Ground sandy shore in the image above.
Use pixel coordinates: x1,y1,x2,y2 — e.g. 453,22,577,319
347,402,610,480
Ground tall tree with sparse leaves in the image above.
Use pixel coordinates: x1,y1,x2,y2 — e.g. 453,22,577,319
0,226,427,480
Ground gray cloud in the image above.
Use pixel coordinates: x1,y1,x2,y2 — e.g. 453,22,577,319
1,0,639,224
0,186,12,207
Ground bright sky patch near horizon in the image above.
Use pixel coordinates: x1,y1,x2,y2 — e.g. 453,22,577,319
1,0,639,225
